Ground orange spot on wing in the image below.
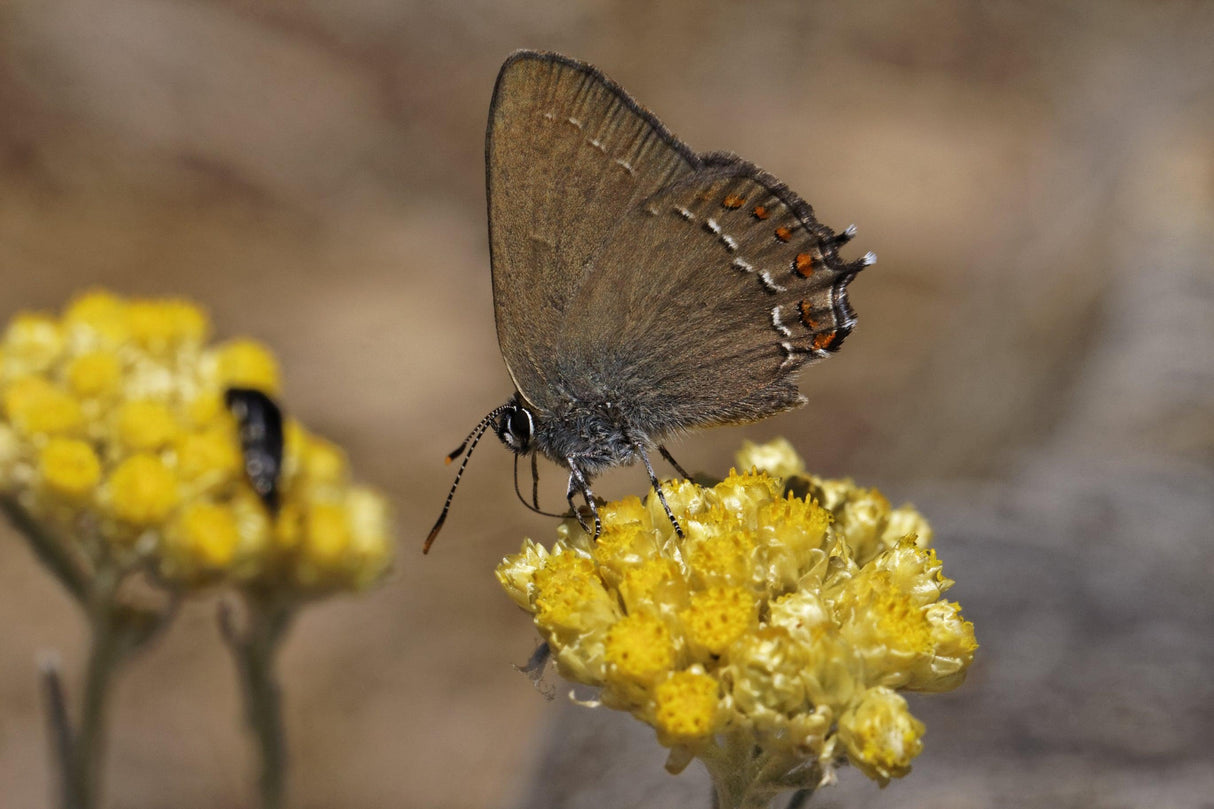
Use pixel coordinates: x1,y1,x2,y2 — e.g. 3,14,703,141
798,301,819,330
752,205,769,220
723,194,745,209
794,253,815,276
774,226,792,243
812,331,837,351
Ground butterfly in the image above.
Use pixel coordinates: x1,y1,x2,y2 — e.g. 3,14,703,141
424,50,872,552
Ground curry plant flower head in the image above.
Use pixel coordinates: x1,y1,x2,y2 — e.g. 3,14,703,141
0,290,392,595
497,438,976,808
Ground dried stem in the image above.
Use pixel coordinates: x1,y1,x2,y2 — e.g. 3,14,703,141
4,498,174,809
39,656,79,809
697,734,821,809
220,595,295,809
73,601,123,808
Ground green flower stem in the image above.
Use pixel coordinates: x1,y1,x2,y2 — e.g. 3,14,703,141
74,575,172,809
74,606,120,808
221,595,295,809
42,596,165,809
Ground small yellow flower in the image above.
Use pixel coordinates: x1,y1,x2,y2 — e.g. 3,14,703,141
115,400,180,453
917,600,978,692
617,557,688,618
280,491,394,592
654,668,721,744
164,501,243,573
592,515,662,581
106,454,179,526
496,439,976,803
294,429,348,489
66,351,123,399
176,428,243,488
533,552,619,637
684,522,755,585
301,502,352,569
342,487,394,590
38,438,102,501
838,687,925,785
125,298,209,353
184,391,225,429
735,437,805,479
680,585,755,658
1,313,63,376
216,339,281,394
725,625,814,718
605,613,676,685
62,290,130,346
4,377,84,438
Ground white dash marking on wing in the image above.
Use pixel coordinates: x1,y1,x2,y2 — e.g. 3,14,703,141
779,342,799,369
771,306,792,337
759,270,787,293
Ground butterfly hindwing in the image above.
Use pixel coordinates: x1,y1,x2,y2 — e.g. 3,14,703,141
555,156,869,437
487,51,698,406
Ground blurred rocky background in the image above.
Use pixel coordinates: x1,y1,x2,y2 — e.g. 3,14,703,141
1,1,1211,807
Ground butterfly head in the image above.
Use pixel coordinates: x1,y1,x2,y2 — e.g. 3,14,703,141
494,395,535,454
423,396,538,553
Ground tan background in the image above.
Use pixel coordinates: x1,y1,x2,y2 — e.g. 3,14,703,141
2,2,1212,807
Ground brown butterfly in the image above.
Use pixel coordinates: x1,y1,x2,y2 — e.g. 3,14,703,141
425,51,872,552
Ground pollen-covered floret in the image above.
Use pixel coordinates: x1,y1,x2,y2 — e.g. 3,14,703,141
496,440,976,796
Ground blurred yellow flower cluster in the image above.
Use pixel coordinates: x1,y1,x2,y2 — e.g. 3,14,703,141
497,439,976,800
0,290,392,594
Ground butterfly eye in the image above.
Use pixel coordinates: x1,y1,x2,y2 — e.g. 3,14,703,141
495,402,534,453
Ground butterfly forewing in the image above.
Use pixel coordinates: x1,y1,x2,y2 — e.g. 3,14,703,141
555,158,866,437
487,51,699,406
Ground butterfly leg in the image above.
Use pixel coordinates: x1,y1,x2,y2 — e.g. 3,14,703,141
637,444,686,539
565,459,602,538
657,444,691,480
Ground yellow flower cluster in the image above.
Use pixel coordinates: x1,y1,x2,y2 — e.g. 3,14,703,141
0,291,392,594
497,439,976,796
